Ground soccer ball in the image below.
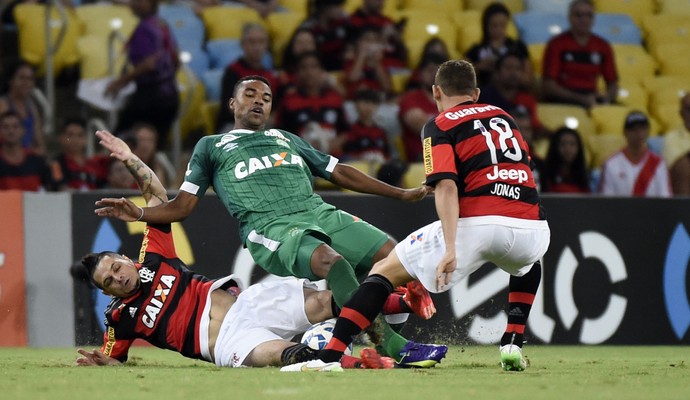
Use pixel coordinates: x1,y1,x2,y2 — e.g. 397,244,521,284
300,318,353,356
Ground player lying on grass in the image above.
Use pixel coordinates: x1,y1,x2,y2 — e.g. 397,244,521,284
75,130,397,370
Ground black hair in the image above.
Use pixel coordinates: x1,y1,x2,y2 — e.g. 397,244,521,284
0,110,21,124
81,251,119,290
59,117,87,133
354,88,383,103
545,127,590,191
481,2,511,44
232,75,271,97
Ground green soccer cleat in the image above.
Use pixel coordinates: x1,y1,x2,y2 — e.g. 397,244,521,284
500,344,528,371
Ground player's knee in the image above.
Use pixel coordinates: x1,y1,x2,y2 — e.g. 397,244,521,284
310,245,344,276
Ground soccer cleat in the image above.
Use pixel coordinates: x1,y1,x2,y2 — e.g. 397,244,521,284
500,344,528,371
280,359,344,372
400,280,437,320
359,348,395,369
396,341,448,368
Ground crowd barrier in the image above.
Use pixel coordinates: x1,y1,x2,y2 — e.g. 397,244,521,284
1,191,689,346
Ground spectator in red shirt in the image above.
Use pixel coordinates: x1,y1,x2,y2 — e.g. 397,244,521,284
342,88,390,162
343,26,392,99
301,0,349,71
50,117,101,191
274,52,349,155
217,23,277,132
479,52,547,139
542,126,591,193
397,54,444,161
0,111,53,191
348,0,407,69
541,0,618,108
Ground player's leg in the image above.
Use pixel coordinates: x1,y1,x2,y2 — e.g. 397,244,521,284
499,261,541,372
319,250,414,362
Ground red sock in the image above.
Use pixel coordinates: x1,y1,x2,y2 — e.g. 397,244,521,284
382,293,410,314
340,354,362,369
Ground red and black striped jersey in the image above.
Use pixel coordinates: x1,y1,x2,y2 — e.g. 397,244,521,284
422,101,544,220
100,223,218,362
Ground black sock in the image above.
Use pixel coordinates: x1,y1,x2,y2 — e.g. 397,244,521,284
501,261,542,348
319,274,394,362
281,343,318,366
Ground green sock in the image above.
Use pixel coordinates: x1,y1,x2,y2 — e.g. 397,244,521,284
373,315,409,361
325,258,360,308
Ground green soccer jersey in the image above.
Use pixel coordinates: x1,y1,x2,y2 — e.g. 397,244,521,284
180,128,338,241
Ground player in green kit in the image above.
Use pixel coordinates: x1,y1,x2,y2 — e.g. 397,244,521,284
96,76,447,368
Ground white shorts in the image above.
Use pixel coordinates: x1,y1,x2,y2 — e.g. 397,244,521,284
213,277,315,367
396,216,550,293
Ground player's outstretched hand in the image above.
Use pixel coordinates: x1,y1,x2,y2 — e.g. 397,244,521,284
400,186,431,202
76,349,121,366
95,197,141,222
96,130,133,162
435,251,457,292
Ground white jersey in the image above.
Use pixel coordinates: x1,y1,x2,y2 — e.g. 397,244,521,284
599,149,672,197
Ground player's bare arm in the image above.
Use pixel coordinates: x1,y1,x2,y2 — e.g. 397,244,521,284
76,349,122,366
329,163,429,201
434,179,459,291
96,189,199,223
96,130,168,207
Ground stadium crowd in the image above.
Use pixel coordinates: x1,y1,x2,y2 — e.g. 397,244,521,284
0,0,688,197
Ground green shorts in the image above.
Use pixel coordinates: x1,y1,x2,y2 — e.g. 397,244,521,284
245,203,389,280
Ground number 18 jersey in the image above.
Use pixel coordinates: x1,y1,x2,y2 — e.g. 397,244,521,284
422,101,544,220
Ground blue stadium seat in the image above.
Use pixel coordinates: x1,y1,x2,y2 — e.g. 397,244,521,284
513,11,568,44
201,68,224,102
523,0,569,14
206,39,243,70
206,38,274,70
159,3,205,50
592,13,642,45
181,45,210,80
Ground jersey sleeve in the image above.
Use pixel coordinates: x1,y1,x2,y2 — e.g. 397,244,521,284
101,325,133,363
541,39,560,81
140,223,176,260
179,137,213,197
421,120,458,187
286,130,339,180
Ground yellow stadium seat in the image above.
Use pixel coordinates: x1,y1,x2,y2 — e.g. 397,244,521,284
642,14,690,50
586,134,626,168
344,159,383,176
403,162,426,188
527,43,545,76
177,69,208,141
200,6,264,41
278,0,309,15
616,80,648,113
391,70,411,94
76,35,127,80
453,10,482,54
465,0,525,14
612,44,656,85
13,4,81,77
266,12,305,66
401,0,463,13
654,43,690,77
399,11,457,53
537,103,596,139
200,101,219,135
657,0,690,16
592,0,654,27
652,104,683,133
589,104,633,136
75,4,137,38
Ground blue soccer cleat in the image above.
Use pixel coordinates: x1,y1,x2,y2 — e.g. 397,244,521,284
396,341,448,368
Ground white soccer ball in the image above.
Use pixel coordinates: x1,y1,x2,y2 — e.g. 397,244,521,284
300,318,353,356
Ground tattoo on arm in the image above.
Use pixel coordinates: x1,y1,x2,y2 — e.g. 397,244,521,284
125,158,167,204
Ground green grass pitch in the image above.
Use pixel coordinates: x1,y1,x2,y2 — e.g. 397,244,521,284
1,346,688,400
